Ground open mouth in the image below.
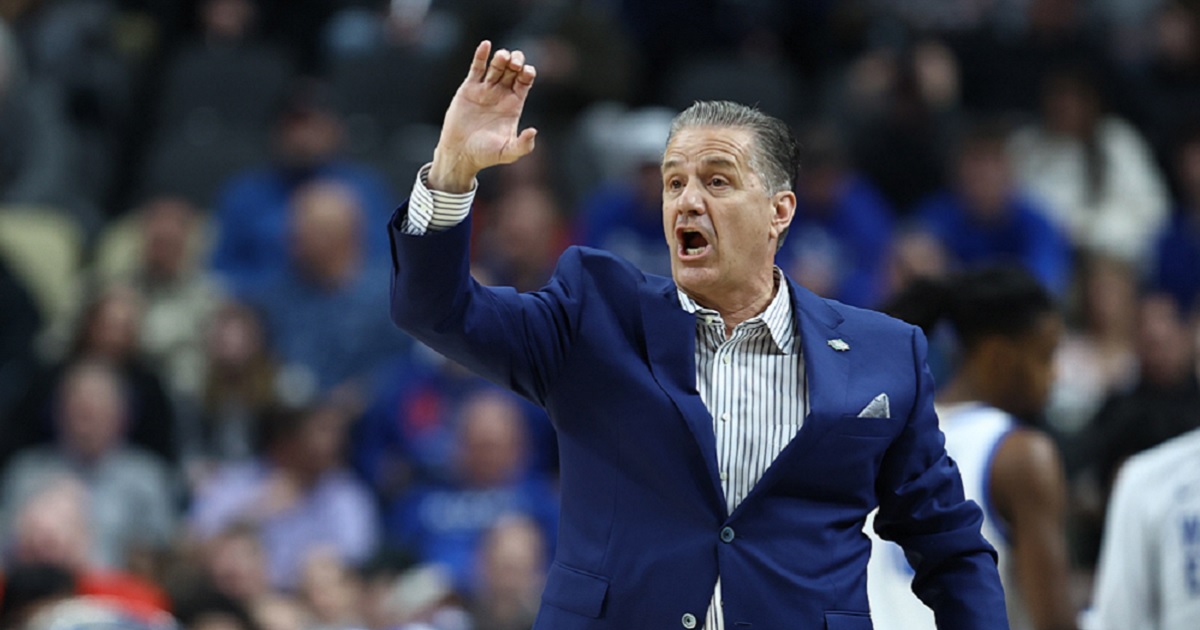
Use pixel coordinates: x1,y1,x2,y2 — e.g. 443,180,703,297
677,228,711,259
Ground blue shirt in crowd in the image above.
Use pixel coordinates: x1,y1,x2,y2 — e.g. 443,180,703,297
917,191,1072,295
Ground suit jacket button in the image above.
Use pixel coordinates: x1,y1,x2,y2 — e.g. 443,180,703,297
682,613,698,628
720,526,735,543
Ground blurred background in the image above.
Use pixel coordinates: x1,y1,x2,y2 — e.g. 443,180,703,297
0,0,1198,628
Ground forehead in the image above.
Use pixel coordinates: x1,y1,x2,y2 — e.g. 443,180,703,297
661,126,756,170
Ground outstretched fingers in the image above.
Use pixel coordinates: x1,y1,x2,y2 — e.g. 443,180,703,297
499,50,526,88
485,48,511,84
513,64,537,99
466,40,491,82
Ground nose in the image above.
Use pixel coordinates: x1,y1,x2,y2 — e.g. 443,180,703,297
673,179,707,218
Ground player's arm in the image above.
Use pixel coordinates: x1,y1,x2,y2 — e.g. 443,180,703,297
990,428,1078,630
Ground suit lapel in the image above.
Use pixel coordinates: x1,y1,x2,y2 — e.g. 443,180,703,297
729,278,851,518
638,280,727,517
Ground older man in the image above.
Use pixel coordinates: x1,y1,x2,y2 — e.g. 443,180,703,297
387,41,1007,629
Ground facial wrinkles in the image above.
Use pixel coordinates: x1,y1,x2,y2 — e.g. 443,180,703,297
663,131,759,241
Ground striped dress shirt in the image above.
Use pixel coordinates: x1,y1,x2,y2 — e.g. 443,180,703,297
679,277,806,630
404,164,808,629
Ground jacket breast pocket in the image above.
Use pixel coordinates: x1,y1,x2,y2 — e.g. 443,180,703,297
542,561,610,619
825,611,873,630
833,413,899,439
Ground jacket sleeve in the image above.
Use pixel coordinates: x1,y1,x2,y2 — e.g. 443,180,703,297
387,201,582,406
872,327,1010,629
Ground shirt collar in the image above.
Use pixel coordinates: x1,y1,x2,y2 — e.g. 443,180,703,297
677,268,796,354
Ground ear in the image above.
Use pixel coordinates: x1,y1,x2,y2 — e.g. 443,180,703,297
769,190,796,240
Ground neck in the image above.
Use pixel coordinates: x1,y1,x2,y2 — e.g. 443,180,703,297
688,268,778,336
936,364,1007,414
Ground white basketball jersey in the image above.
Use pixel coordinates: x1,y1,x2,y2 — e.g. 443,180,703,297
866,401,1032,630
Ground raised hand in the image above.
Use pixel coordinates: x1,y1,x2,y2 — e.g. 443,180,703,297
428,41,538,193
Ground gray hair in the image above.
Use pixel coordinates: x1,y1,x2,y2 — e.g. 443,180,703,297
667,100,800,195
667,101,800,249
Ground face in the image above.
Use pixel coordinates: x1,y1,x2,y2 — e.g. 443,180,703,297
58,365,127,459
457,392,525,487
661,127,795,302
957,143,1012,218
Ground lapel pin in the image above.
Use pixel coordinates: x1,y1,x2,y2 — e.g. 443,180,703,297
827,339,850,352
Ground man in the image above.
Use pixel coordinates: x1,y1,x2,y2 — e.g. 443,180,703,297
388,41,1007,628
1089,424,1200,630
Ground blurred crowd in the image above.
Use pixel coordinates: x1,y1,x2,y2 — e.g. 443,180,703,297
0,0,1199,628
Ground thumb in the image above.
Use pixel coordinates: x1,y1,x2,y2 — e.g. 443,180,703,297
510,127,538,160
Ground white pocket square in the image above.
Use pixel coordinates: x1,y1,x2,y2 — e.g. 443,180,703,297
857,393,890,419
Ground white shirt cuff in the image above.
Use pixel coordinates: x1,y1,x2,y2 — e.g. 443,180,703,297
399,163,477,235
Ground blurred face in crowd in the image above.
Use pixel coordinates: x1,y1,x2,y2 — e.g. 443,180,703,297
208,528,271,602
208,302,267,371
276,107,344,171
957,140,1013,219
201,0,255,41
1082,256,1137,337
81,287,143,360
1155,3,1199,65
1043,77,1100,138
1136,294,1196,387
11,479,92,571
661,126,794,304
490,185,561,279
288,406,349,478
57,362,128,461
457,391,526,488
141,197,196,282
289,182,362,286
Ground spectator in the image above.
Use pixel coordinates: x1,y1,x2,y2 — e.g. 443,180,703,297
387,389,558,593
246,180,410,399
385,564,469,630
1074,292,1200,568
5,284,179,467
1089,425,1200,630
1049,255,1139,437
196,302,282,477
0,360,178,570
1010,66,1170,266
208,80,394,297
916,121,1072,295
469,516,546,630
3,476,172,616
776,124,895,308
474,183,567,293
1127,2,1200,163
201,522,273,609
188,405,379,590
109,196,225,403
354,354,556,502
1153,126,1200,316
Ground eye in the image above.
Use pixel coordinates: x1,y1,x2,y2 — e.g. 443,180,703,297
709,176,729,188
666,177,683,191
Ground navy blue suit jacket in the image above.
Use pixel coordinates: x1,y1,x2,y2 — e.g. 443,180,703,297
388,204,1009,630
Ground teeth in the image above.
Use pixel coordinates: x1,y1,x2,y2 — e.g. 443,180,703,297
685,247,705,256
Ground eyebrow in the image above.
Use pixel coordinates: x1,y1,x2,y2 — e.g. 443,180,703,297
660,156,741,173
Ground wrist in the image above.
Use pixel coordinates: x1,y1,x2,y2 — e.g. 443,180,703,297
428,149,478,193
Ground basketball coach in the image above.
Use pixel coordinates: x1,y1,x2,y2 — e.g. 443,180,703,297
386,41,1009,630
